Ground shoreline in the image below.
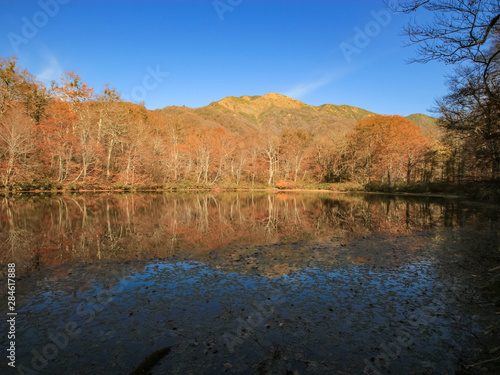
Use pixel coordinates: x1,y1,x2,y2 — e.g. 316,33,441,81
2,180,498,204
0,187,465,200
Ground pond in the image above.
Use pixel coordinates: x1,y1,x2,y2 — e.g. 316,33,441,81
0,192,499,374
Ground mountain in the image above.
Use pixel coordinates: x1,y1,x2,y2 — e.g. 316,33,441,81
157,93,436,135
317,104,375,120
405,113,439,128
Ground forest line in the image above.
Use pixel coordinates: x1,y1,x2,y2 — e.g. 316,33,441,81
0,56,495,195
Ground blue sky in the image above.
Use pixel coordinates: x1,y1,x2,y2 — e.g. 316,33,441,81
0,0,451,116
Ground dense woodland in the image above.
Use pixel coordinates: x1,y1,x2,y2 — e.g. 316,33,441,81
0,54,497,191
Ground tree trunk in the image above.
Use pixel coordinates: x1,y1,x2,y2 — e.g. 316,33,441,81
107,142,114,180
406,159,412,184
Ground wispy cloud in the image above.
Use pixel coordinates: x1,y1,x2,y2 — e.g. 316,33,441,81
284,74,334,99
283,64,360,100
37,53,63,84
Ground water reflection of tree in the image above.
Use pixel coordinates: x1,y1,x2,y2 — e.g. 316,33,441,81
0,197,34,266
0,193,495,272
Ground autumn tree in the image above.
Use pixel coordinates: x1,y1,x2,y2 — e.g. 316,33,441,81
0,57,24,117
38,100,76,182
53,72,96,182
100,103,127,181
260,130,280,185
19,77,51,125
95,83,121,141
213,128,236,183
165,113,185,182
121,105,150,185
313,125,351,182
229,135,251,185
187,126,217,184
280,129,313,182
352,115,432,185
0,56,51,123
0,57,50,185
0,107,36,185
56,71,94,108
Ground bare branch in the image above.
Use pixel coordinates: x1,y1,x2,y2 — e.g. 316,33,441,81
392,0,500,66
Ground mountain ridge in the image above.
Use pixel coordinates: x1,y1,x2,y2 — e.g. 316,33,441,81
157,93,437,135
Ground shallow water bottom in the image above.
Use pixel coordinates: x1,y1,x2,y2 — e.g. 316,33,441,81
6,229,498,375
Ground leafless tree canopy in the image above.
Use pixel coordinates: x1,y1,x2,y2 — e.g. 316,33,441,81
389,0,500,66
388,1,500,179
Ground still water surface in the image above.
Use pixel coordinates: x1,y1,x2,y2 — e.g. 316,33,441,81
0,192,498,374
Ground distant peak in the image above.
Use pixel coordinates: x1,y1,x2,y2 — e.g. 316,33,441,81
213,93,306,114
261,92,302,102
261,92,287,99
256,93,306,108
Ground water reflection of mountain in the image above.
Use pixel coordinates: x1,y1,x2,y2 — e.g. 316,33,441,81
0,193,496,276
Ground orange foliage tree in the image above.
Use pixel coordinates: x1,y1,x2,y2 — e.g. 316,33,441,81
352,115,432,185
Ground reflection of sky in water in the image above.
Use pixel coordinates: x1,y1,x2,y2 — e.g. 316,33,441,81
1,194,497,374
7,256,484,375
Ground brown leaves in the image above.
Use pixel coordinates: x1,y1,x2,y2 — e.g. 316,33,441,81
352,115,432,184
